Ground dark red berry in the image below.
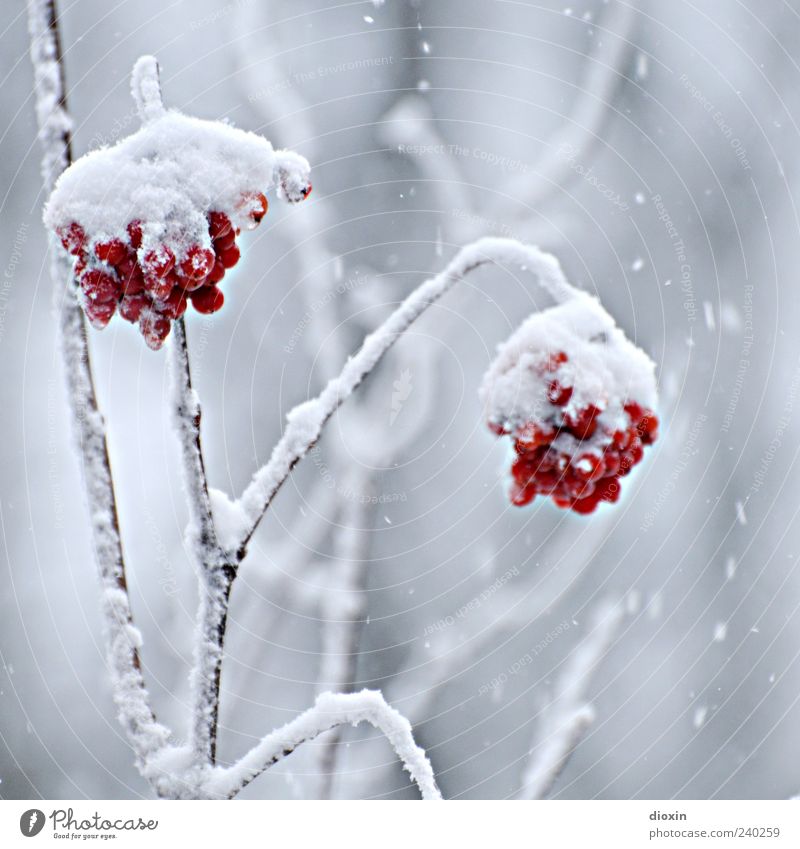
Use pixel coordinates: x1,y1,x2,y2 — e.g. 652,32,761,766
142,246,175,278
180,245,215,280
94,239,127,266
218,244,240,269
119,293,148,323
127,220,143,249
547,380,573,406
81,270,119,303
139,309,171,351
84,299,116,329
190,285,224,314
208,211,233,240
59,222,86,256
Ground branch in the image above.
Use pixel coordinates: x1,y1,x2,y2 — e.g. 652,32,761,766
206,690,441,800
26,0,170,781
517,599,623,800
168,317,235,767
233,236,580,556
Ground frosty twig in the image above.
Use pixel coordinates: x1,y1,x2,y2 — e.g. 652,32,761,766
26,0,170,784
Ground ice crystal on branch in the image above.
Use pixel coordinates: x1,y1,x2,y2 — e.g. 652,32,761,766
481,293,659,514
43,55,311,349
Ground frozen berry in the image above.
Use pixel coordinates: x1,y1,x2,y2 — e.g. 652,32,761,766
142,246,175,278
119,293,148,323
84,299,116,329
190,285,224,314
238,192,268,229
139,308,171,350
180,245,215,280
81,270,119,303
217,244,240,269
127,220,143,249
58,222,86,256
547,380,573,406
208,211,233,241
94,239,127,266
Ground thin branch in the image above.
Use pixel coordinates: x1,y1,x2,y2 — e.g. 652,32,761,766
517,599,624,800
233,236,580,557
26,0,170,780
206,690,441,800
168,317,235,767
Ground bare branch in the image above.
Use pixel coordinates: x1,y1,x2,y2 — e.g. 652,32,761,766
26,0,170,781
233,236,580,556
207,690,441,800
517,599,624,800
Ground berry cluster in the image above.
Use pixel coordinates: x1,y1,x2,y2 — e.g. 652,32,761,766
489,351,658,514
57,194,274,350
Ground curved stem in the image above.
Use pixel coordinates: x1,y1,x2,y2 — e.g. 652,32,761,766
233,236,580,557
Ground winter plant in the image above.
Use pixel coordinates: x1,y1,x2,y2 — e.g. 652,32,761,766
28,0,658,799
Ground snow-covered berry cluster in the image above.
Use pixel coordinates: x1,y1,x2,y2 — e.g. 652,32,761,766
480,293,659,514
44,56,311,350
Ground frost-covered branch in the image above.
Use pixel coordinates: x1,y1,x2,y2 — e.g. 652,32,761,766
207,690,441,799
27,0,169,781
517,599,623,800
233,237,580,556
168,317,235,767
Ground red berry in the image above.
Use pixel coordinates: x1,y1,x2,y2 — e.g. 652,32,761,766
142,246,175,278
547,380,573,406
158,288,188,320
180,245,215,280
190,285,225,314
139,309,171,351
127,220,143,249
213,229,236,251
514,422,554,452
565,405,600,440
144,273,174,301
119,293,149,323
543,351,568,372
207,259,225,284
58,222,86,256
81,270,120,303
94,239,127,266
238,191,268,229
208,211,233,240
218,244,240,269
84,299,116,329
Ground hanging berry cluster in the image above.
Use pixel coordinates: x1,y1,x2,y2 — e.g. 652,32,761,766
481,293,659,515
44,56,311,350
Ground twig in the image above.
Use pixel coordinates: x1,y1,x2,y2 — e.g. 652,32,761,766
233,236,580,557
206,690,441,799
168,317,236,767
517,599,624,799
26,0,170,783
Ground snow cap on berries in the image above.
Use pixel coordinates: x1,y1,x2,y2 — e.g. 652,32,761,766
480,292,659,514
42,55,312,350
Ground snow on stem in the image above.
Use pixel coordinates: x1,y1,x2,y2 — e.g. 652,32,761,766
517,599,624,800
27,0,170,780
130,54,166,124
233,236,581,557
168,318,235,766
207,690,441,800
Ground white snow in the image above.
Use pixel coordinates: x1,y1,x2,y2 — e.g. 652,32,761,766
208,488,250,553
479,286,658,447
206,690,441,799
44,56,310,264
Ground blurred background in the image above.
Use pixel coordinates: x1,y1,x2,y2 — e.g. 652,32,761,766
3,0,800,800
